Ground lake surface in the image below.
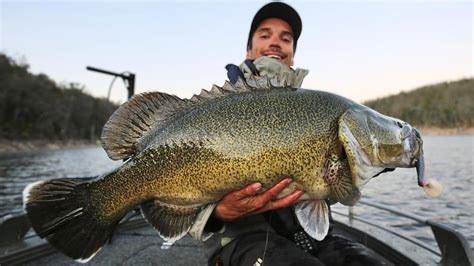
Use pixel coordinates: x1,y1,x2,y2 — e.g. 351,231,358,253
0,135,473,250
334,134,474,250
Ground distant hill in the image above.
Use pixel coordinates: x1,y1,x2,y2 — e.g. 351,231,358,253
0,53,118,140
364,78,474,129
1,52,471,141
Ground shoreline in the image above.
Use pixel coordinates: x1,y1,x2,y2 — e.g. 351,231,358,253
0,127,472,154
0,139,100,154
417,127,474,136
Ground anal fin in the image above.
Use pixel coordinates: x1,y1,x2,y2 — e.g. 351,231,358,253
140,199,201,242
295,200,329,241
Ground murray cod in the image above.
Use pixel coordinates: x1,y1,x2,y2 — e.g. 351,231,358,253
23,76,442,262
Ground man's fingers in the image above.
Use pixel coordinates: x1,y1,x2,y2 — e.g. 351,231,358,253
257,178,292,203
252,189,304,214
248,178,293,210
215,179,304,220
227,178,292,201
230,182,262,200
266,189,304,210
215,182,265,220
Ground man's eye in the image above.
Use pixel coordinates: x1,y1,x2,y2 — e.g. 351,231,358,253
260,35,269,39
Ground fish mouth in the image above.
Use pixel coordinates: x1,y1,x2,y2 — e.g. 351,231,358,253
406,127,422,166
339,111,423,188
373,122,422,167
337,109,435,197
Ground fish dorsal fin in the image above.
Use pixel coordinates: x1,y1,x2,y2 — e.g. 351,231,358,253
189,76,291,104
101,92,190,160
101,77,293,160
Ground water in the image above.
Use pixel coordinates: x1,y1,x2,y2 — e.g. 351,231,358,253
333,134,474,250
0,146,122,215
1,135,473,250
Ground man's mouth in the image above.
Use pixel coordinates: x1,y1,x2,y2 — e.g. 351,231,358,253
266,54,282,60
264,52,286,60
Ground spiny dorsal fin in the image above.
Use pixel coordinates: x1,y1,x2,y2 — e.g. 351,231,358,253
209,84,226,96
187,76,292,105
101,76,294,160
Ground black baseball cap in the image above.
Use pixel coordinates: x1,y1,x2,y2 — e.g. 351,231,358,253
247,2,302,51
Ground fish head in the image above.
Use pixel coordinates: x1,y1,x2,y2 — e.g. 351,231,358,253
338,108,423,189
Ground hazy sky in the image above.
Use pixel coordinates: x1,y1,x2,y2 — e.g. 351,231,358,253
1,0,472,103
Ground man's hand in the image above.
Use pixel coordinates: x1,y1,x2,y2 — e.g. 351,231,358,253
214,178,304,221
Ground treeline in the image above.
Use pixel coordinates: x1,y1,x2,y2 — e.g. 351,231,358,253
1,52,472,141
0,53,118,140
364,78,474,128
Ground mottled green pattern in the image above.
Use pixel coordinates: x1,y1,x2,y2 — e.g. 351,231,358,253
22,81,427,261
89,88,363,221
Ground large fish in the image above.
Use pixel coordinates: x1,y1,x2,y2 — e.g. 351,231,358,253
23,77,442,262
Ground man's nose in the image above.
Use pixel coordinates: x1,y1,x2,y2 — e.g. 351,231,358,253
269,36,282,48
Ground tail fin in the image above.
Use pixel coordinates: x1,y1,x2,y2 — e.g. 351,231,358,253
23,178,117,263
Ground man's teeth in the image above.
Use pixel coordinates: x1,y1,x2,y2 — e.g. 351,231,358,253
267,55,282,60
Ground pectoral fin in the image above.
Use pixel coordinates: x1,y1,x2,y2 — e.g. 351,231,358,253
140,199,202,242
324,155,361,206
332,171,361,206
295,200,329,241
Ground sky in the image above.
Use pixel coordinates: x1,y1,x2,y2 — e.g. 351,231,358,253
0,0,472,104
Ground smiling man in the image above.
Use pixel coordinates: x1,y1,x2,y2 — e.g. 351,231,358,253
247,17,295,66
189,2,383,266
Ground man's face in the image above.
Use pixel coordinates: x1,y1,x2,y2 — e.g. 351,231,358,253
246,18,295,67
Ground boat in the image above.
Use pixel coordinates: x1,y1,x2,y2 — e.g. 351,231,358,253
1,200,472,265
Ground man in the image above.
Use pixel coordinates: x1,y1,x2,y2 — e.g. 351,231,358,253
189,2,383,265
